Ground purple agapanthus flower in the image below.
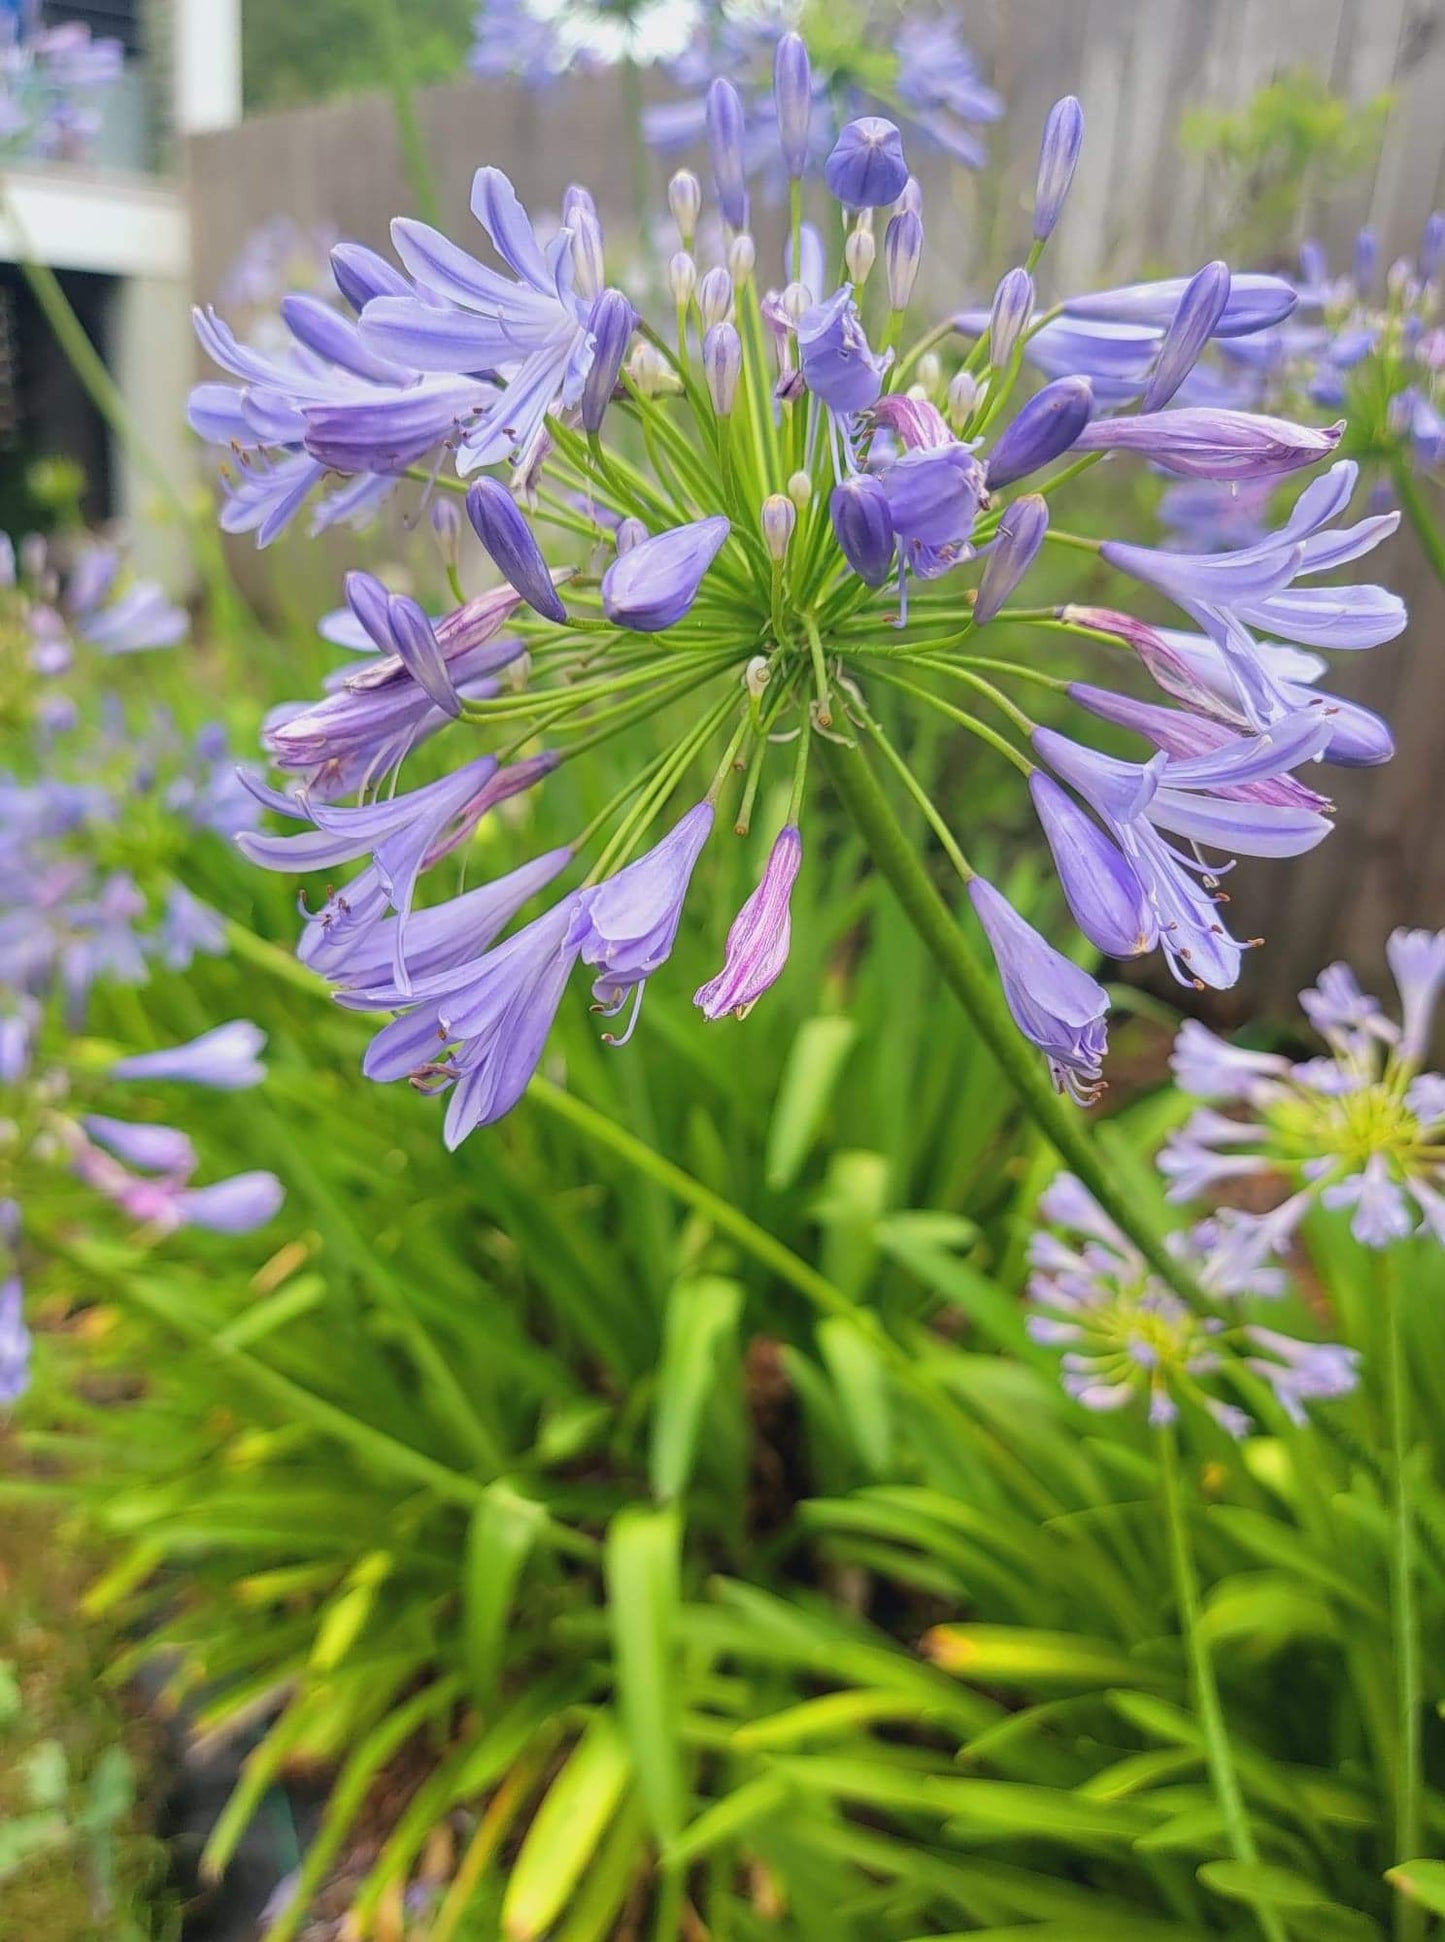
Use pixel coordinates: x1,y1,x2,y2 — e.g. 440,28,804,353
1163,927,1445,1255
695,825,802,1019
191,30,1404,1137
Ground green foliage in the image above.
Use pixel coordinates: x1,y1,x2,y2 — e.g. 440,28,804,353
1181,68,1390,262
242,0,475,110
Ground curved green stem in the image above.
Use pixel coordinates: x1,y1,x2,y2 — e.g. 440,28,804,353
1158,1427,1288,1942
1386,1254,1424,1942
820,731,1208,1307
1392,461,1445,592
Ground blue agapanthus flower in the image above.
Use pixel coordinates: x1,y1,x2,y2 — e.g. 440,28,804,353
190,32,1406,1144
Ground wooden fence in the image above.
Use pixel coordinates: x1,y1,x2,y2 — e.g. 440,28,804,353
183,0,1445,1006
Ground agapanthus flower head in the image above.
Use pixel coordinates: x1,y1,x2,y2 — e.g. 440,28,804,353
0,8,122,164
1163,928,1445,1254
193,34,1403,1140
1029,1173,1357,1432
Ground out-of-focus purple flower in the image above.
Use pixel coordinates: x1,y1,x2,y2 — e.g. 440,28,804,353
159,883,227,972
1245,1326,1360,1425
81,1114,197,1177
967,876,1110,1100
703,321,742,416
601,516,729,631
773,32,811,179
706,78,749,229
1144,261,1230,411
830,475,895,586
893,16,1001,170
1033,96,1083,240
111,1021,268,1091
1075,407,1342,479
985,376,1093,488
0,1278,30,1408
695,825,801,1019
825,116,908,209
466,478,568,623
797,286,887,415
975,494,1049,622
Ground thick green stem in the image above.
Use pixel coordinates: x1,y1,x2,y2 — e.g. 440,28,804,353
821,733,1206,1306
376,0,443,228
1392,461,1445,593
1386,1258,1424,1942
1158,1428,1288,1942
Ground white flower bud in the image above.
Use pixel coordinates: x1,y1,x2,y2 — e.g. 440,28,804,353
947,368,980,430
787,469,812,508
761,493,796,560
727,232,756,282
844,226,876,285
668,169,702,245
745,654,772,698
916,350,942,393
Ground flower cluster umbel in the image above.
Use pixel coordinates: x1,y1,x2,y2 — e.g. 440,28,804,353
191,29,1405,1145
0,1,122,165
1163,929,1445,1260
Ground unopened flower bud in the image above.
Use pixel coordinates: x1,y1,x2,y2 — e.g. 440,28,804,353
947,369,979,430
884,209,923,311
628,340,683,397
985,375,1093,488
829,473,895,586
975,494,1049,623
580,288,636,434
1034,95,1083,240
569,208,605,301
845,225,876,285
916,350,942,394
787,469,812,508
669,250,697,305
781,280,810,327
727,232,756,283
669,168,702,244
825,115,908,209
616,517,647,554
1421,210,1445,281
466,478,567,622
698,266,734,329
430,495,462,568
1143,259,1228,412
704,321,742,417
1354,226,1377,292
989,267,1035,369
761,493,796,560
706,77,749,231
561,183,597,229
896,175,922,219
774,32,812,180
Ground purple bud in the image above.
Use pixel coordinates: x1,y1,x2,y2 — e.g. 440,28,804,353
989,267,1035,369
824,117,908,210
761,493,796,560
1029,775,1156,959
695,826,803,1020
616,517,647,554
830,474,896,586
1073,408,1342,480
669,250,697,305
706,78,749,230
465,479,567,623
1353,226,1377,292
387,593,463,720
111,1021,267,1091
884,210,923,312
968,877,1110,1101
568,206,606,301
601,515,730,632
581,288,636,435
698,266,734,329
703,321,742,417
985,376,1093,488
1034,96,1084,240
774,32,812,180
1422,211,1445,280
1299,238,1328,289
897,175,923,219
975,494,1049,623
1144,261,1230,411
